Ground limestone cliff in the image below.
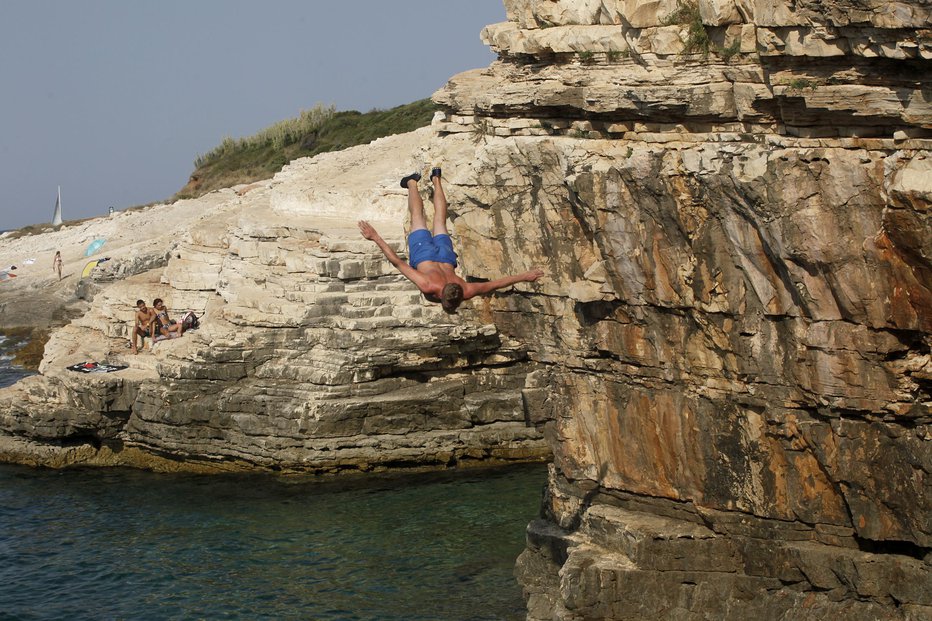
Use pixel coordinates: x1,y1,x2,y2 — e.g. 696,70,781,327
0,0,929,618
425,0,930,618
0,129,548,473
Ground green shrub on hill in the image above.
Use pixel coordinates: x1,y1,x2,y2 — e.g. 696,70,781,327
194,104,337,168
177,98,438,200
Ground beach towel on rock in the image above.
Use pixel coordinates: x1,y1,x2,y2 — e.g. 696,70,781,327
152,332,182,343
67,362,128,374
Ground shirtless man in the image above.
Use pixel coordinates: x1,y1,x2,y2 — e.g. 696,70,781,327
131,299,156,354
358,168,543,313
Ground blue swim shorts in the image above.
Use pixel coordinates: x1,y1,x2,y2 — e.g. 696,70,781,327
407,229,458,269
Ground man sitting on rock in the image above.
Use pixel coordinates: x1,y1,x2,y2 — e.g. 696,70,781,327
358,167,543,313
130,299,156,354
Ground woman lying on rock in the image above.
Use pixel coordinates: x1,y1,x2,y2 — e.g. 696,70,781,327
358,167,543,314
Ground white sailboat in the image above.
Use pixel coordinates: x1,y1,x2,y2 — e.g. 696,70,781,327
51,186,62,226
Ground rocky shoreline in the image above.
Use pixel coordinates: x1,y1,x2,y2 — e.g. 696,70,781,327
0,128,552,475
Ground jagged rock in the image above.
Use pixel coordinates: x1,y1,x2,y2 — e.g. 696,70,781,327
699,0,743,26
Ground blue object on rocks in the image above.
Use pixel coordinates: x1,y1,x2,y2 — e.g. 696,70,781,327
84,238,106,256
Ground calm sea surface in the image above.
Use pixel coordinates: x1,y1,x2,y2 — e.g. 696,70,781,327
0,338,546,621
0,464,546,620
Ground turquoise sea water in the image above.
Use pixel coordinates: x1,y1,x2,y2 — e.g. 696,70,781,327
0,458,545,620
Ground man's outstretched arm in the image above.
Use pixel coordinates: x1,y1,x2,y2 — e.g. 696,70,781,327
358,220,431,291
463,268,544,299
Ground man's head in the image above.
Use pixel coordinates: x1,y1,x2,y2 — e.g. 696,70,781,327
440,283,464,314
136,299,146,311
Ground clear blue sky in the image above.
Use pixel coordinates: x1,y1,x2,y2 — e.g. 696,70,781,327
0,1,505,230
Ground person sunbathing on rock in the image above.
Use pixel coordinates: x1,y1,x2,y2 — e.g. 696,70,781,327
131,299,156,354
358,168,543,314
152,298,184,340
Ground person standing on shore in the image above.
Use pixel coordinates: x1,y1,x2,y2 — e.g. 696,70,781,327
357,167,543,313
52,251,62,281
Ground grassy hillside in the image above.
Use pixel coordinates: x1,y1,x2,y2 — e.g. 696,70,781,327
176,98,439,200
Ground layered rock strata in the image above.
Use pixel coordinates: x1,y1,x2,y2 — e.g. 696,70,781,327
425,0,931,618
0,130,549,473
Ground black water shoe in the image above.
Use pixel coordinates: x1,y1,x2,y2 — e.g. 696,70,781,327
400,172,422,188
430,167,442,181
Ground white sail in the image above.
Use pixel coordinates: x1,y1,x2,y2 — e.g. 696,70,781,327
51,186,62,226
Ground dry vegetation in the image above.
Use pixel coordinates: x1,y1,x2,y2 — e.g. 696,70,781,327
176,98,439,200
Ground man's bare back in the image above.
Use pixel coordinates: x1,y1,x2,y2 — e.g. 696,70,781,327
358,168,542,313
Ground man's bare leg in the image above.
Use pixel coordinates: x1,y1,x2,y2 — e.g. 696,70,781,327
405,175,428,231
430,168,449,236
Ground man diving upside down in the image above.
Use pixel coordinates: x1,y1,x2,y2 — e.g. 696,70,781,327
358,167,544,313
